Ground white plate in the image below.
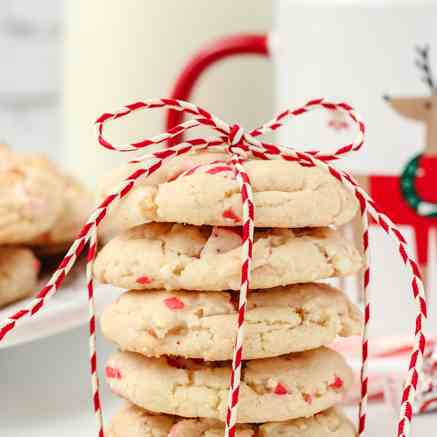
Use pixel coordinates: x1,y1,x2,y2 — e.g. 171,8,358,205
0,267,123,349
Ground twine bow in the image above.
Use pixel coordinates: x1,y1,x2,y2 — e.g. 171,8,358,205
0,98,427,437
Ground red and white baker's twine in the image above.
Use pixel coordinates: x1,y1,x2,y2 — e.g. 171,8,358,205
0,98,428,437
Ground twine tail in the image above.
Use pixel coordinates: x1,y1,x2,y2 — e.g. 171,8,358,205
357,190,426,437
86,227,104,437
357,191,370,436
224,156,254,437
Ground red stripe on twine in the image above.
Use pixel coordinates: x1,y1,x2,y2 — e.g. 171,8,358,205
412,278,420,298
400,244,408,264
361,377,368,399
9,309,30,320
291,108,307,116
119,181,134,198
31,299,44,315
364,269,370,288
75,239,86,257
37,284,53,299
126,101,146,111
78,222,93,239
0,321,15,340
276,109,289,121
87,244,97,262
95,113,113,124
54,270,66,289
89,316,96,335
415,315,422,335
358,415,366,434
131,139,154,148
93,392,101,412
59,255,73,269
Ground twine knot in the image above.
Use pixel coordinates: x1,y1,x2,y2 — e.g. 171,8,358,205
227,123,244,146
226,123,249,157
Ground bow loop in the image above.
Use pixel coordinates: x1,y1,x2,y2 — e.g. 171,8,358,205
94,98,365,164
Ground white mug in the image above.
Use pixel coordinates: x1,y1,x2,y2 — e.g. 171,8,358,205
165,0,437,335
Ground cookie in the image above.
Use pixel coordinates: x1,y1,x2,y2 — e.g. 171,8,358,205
0,150,64,245
105,347,353,423
107,403,176,437
0,247,39,308
108,403,356,437
258,409,356,437
98,151,358,238
94,224,362,291
29,174,93,253
101,284,362,360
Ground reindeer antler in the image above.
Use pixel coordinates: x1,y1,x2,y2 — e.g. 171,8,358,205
416,45,436,92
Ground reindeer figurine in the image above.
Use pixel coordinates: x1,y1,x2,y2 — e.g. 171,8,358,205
355,46,437,290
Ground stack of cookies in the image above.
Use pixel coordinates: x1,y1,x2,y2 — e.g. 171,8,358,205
95,152,364,437
0,145,92,308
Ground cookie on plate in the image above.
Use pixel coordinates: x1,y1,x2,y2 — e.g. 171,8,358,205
101,284,361,360
98,151,358,238
0,150,64,245
108,403,356,437
105,347,353,423
94,224,362,291
0,247,39,308
29,174,93,254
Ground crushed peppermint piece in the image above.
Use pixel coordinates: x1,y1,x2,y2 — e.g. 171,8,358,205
222,208,241,223
164,297,185,310
136,275,152,285
303,393,313,404
201,226,241,256
329,375,344,390
105,366,122,379
274,383,289,395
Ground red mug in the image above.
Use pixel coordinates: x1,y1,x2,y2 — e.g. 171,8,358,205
166,33,268,145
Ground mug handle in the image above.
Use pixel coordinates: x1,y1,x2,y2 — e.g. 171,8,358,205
166,33,269,145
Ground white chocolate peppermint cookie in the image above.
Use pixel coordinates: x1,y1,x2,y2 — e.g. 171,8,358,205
107,403,176,437
30,174,93,254
108,403,356,437
0,150,64,245
98,151,358,237
101,284,361,360
94,223,362,291
0,247,39,308
105,347,353,423
258,409,356,437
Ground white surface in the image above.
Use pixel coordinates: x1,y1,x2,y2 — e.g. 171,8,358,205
0,271,123,349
